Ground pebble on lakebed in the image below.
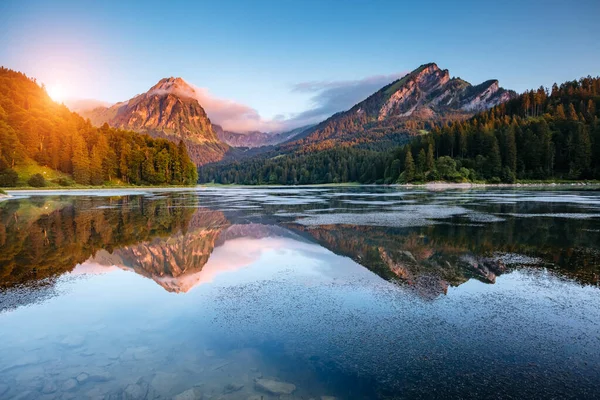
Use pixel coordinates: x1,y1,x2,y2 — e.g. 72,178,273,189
255,378,297,395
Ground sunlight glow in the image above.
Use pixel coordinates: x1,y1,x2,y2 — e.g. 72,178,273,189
47,84,66,103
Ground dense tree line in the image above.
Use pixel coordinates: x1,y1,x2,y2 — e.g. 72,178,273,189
199,147,388,184
0,67,197,186
385,76,600,182
202,76,600,184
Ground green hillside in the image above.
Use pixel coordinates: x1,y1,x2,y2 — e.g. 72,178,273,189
0,67,197,187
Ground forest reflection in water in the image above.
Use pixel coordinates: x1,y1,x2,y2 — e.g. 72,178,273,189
0,187,600,399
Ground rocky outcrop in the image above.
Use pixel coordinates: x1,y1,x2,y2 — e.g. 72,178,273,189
80,77,229,165
296,62,516,147
378,63,451,120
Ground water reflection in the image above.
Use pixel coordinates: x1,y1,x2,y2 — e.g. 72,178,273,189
0,188,600,399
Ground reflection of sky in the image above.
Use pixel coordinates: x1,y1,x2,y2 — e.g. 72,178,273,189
2,230,600,398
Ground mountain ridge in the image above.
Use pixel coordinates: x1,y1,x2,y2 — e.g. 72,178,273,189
80,77,229,166
288,63,516,149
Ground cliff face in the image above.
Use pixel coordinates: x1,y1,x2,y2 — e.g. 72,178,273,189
376,64,513,119
294,63,516,147
81,77,229,165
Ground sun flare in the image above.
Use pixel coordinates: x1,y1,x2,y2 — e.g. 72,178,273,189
47,84,66,103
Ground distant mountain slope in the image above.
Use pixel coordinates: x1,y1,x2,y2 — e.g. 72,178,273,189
214,124,313,148
292,63,515,148
81,77,229,165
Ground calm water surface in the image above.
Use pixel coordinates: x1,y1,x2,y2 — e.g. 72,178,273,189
1,187,600,399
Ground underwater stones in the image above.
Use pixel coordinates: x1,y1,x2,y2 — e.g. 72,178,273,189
0,354,39,372
61,378,78,392
9,390,36,400
151,371,179,396
76,372,89,383
223,382,244,394
255,378,296,395
40,379,57,394
0,384,8,396
120,346,151,361
173,386,204,400
123,383,148,400
85,369,112,382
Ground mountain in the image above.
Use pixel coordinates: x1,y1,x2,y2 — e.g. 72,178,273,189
384,75,600,183
80,77,229,165
292,63,516,148
0,67,197,187
213,124,313,148
200,73,599,185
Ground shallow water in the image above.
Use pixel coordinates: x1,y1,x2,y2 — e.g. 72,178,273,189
1,186,600,399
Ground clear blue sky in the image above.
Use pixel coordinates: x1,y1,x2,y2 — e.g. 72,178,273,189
1,0,599,130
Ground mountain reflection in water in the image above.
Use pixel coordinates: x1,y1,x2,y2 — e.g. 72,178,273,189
0,188,600,399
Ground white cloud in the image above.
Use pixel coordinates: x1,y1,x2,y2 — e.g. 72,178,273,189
285,72,407,127
186,73,406,133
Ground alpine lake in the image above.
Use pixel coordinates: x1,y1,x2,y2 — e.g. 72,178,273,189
1,186,599,400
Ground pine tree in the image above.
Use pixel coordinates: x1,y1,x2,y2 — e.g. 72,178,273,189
504,127,517,174
403,148,415,182
567,103,578,121
89,145,105,185
389,159,401,182
488,136,502,178
417,149,427,174
426,143,436,172
556,104,566,119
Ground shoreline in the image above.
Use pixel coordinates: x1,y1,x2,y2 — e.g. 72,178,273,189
396,181,600,190
1,181,599,196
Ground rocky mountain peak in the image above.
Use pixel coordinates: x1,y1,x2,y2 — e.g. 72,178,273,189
296,62,516,147
148,77,197,99
78,77,229,165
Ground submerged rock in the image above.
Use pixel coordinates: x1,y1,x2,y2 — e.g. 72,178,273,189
85,369,112,382
223,383,244,394
0,354,39,372
173,386,204,400
76,372,89,383
151,372,179,396
41,380,57,394
0,384,8,396
123,382,148,400
61,378,78,392
255,378,296,395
